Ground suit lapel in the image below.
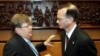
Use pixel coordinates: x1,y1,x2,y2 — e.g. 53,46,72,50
14,34,35,56
65,27,78,55
66,35,77,54
61,31,67,52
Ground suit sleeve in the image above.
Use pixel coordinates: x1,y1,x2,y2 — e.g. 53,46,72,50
3,43,20,56
36,43,47,52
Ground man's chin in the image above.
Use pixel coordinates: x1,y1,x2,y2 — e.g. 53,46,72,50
29,34,32,37
30,34,32,36
59,26,63,29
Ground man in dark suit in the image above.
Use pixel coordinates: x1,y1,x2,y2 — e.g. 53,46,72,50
56,3,97,56
3,14,54,56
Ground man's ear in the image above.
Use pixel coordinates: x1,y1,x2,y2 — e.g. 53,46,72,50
15,27,21,34
67,16,74,23
69,17,74,22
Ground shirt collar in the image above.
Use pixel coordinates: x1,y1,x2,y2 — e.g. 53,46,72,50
22,37,30,43
66,24,77,39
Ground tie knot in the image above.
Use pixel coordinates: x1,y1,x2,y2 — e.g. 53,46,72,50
66,35,69,44
66,35,69,40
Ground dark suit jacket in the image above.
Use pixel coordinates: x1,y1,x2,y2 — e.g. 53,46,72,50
3,33,46,56
61,26,97,56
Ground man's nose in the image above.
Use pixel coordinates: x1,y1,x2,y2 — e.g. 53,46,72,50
29,25,33,29
56,20,59,23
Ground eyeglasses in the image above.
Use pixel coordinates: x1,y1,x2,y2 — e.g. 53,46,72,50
21,23,32,28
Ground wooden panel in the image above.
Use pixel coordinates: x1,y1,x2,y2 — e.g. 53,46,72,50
0,30,61,41
0,30,12,41
39,42,62,56
95,41,100,56
83,29,100,40
32,30,61,41
0,29,100,41
0,43,5,56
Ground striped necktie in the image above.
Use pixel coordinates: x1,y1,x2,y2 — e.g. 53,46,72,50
27,40,39,56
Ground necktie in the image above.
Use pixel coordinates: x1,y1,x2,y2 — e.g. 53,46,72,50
65,35,69,51
27,40,39,56
66,35,69,46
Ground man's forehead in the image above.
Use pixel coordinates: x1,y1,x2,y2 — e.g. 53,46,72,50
58,8,67,14
57,8,67,18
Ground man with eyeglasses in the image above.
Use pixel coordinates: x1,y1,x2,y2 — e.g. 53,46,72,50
3,14,54,56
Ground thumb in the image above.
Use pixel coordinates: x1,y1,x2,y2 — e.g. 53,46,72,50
46,35,55,42
44,35,55,46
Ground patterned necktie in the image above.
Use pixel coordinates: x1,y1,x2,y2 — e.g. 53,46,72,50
27,40,39,56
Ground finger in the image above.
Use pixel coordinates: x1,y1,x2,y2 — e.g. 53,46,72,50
50,35,55,39
46,35,55,42
44,53,51,56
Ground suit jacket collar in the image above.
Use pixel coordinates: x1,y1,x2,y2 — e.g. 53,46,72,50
13,33,36,56
62,26,79,55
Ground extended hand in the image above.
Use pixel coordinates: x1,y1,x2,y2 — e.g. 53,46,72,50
44,35,55,46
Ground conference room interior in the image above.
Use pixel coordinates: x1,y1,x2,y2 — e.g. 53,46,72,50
0,0,100,56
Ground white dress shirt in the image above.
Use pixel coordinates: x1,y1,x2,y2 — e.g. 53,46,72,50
65,24,77,51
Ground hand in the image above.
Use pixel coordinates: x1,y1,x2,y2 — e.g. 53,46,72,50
44,53,51,56
44,35,55,46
